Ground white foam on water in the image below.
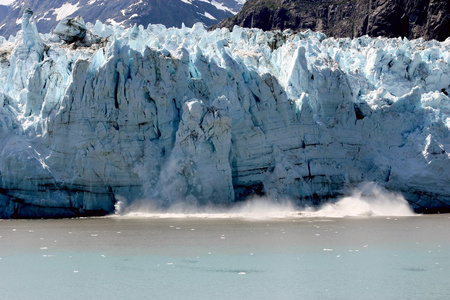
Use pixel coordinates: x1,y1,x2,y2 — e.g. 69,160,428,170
113,196,300,220
112,182,416,219
312,182,416,217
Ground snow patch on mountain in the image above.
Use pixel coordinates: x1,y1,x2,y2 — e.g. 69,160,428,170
53,2,81,21
201,12,217,20
106,18,125,27
87,0,101,5
211,0,236,14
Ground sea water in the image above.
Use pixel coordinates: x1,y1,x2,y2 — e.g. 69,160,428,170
1,214,449,300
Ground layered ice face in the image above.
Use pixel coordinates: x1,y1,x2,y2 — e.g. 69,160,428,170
0,12,449,217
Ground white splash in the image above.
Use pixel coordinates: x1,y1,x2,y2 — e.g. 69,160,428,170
113,196,298,220
113,182,415,219
313,182,415,217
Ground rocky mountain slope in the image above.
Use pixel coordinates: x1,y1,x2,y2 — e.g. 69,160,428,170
0,0,245,37
214,0,450,41
0,5,9,23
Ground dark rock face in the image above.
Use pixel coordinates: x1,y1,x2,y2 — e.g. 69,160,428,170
214,0,450,41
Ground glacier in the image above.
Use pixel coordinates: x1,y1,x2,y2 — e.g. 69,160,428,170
0,10,449,217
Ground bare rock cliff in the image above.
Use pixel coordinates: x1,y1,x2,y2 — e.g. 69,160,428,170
213,0,450,41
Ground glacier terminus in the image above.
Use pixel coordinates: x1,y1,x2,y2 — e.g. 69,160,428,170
0,10,449,217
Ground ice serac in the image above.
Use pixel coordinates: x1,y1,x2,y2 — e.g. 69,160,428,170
53,16,101,46
0,13,449,217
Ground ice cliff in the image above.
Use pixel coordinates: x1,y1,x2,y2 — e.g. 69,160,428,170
0,11,449,217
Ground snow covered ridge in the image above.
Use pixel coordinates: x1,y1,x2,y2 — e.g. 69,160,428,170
0,12,449,218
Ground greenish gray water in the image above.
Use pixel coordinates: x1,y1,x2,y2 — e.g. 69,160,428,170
1,215,449,299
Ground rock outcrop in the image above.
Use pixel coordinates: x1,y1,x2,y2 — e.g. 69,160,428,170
214,0,450,41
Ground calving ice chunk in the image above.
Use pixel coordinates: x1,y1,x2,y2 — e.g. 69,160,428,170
0,10,449,218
